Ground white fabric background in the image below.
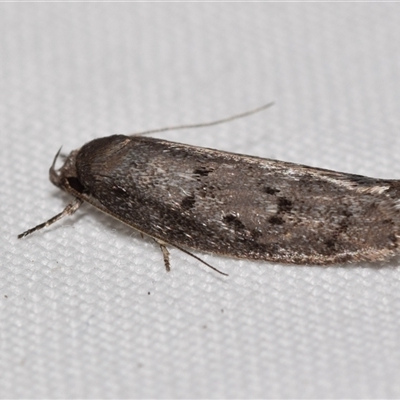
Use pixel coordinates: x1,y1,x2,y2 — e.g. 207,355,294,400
1,3,400,399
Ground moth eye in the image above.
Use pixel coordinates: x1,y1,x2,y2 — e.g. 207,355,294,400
67,177,85,193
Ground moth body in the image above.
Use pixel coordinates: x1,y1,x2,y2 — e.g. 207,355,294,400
25,134,400,266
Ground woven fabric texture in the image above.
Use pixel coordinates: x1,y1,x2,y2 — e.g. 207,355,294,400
1,3,400,398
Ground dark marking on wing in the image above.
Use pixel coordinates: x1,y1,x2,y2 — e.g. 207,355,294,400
264,186,280,195
223,214,246,230
181,195,196,210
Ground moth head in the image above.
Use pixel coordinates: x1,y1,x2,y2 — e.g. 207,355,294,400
49,148,80,192
50,135,130,196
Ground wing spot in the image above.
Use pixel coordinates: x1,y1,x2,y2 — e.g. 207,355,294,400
264,186,280,195
324,239,336,249
268,215,284,225
223,214,246,230
181,195,196,210
278,197,293,213
193,167,214,177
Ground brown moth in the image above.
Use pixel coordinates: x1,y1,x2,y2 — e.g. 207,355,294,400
19,104,400,274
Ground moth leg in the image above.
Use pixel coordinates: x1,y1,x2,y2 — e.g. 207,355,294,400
18,198,83,238
153,239,228,276
153,239,171,272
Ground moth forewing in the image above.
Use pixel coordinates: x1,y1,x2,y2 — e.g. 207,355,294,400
18,104,400,272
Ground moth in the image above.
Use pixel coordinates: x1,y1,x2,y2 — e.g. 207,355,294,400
19,104,400,274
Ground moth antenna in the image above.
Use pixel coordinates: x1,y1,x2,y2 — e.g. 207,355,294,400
51,146,62,168
131,102,274,137
49,146,63,187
